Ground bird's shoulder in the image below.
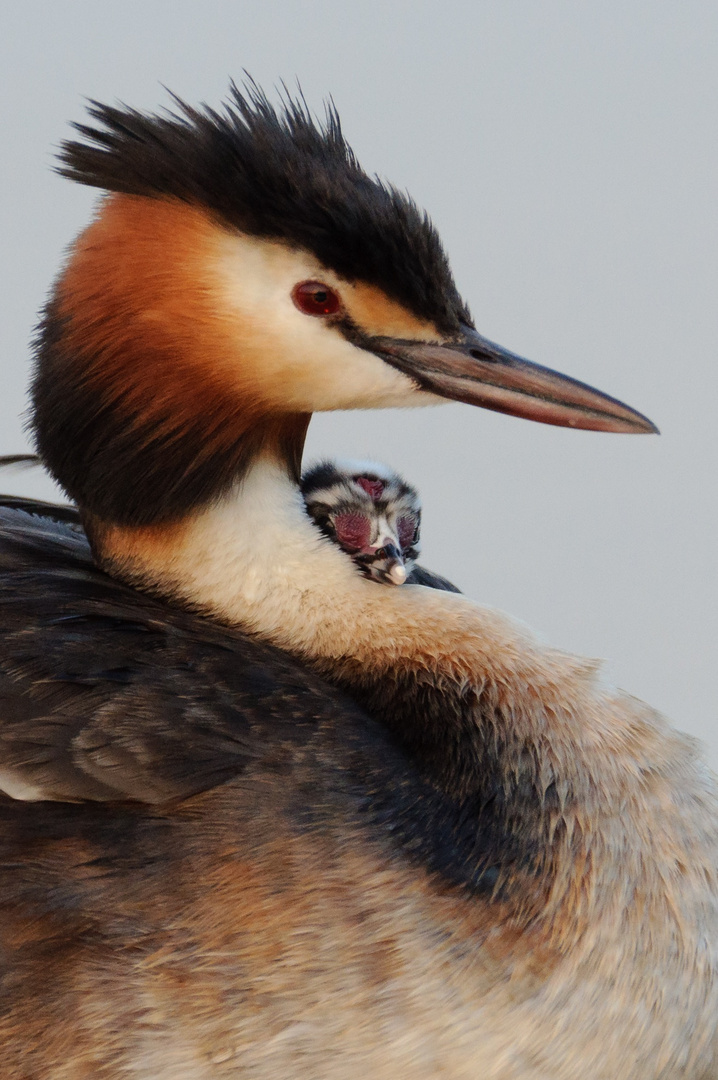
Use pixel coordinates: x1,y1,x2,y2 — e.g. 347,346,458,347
0,498,515,897
0,499,368,805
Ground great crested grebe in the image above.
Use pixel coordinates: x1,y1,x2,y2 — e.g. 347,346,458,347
0,85,715,1079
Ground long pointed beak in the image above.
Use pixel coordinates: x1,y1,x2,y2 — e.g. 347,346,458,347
372,324,658,434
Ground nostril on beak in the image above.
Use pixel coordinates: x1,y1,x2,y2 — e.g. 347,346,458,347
469,348,499,363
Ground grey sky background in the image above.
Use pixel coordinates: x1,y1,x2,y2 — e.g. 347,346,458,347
2,2,717,762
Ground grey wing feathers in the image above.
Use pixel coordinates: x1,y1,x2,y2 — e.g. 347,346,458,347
0,493,80,525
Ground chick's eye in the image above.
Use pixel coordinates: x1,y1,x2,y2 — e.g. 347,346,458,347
292,281,341,317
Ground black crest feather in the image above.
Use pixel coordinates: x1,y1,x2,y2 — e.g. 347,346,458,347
58,82,469,333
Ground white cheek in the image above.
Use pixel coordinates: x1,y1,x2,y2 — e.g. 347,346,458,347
211,233,444,411
267,312,422,410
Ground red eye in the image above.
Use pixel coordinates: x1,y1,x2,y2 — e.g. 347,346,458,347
292,281,341,317
397,515,418,550
333,513,372,552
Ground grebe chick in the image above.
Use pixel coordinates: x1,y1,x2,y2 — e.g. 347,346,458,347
301,459,460,591
301,459,419,586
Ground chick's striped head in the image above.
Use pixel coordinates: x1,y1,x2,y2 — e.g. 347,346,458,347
301,460,421,586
